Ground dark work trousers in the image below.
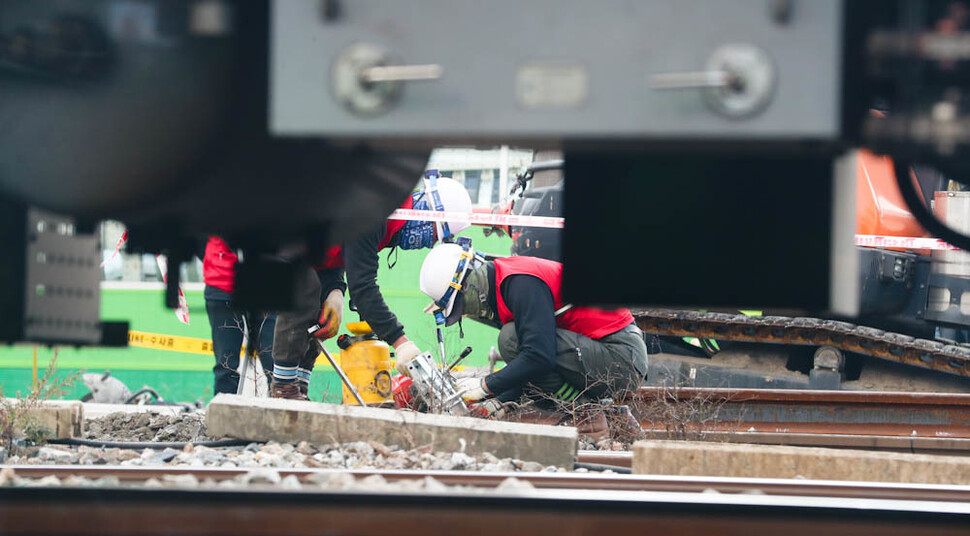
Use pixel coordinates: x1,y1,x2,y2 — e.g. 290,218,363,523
496,323,648,403
206,298,276,394
272,264,323,372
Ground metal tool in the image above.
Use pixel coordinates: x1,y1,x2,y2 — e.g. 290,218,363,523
308,325,367,407
406,352,468,416
488,346,502,374
236,315,250,395
433,312,449,370
446,346,473,372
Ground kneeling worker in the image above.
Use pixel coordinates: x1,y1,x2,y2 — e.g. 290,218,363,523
415,239,648,436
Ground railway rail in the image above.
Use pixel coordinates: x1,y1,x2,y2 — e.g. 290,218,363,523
4,464,970,502
2,465,970,536
629,387,970,451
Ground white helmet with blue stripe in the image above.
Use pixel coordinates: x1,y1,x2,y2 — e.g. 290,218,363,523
417,170,473,242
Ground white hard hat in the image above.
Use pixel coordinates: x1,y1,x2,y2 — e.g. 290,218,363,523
418,175,473,241
419,241,478,323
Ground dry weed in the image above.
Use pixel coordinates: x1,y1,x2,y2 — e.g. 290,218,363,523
0,349,81,447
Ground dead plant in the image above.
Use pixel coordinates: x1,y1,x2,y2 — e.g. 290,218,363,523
627,382,734,441
0,349,81,448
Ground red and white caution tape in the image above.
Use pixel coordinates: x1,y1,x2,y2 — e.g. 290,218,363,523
388,209,564,229
100,229,129,268
155,255,190,325
99,230,191,324
854,234,960,251
389,211,966,251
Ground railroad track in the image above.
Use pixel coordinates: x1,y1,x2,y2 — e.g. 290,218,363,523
629,387,970,453
5,464,970,502
2,465,970,535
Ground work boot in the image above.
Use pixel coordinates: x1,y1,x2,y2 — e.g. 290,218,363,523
606,405,645,443
503,405,566,426
571,406,610,442
271,380,309,401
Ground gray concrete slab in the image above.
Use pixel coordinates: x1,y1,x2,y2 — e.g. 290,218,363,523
2,399,82,439
632,440,970,484
207,394,577,467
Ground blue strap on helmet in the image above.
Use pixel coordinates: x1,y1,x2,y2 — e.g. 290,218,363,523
434,237,486,320
422,169,452,241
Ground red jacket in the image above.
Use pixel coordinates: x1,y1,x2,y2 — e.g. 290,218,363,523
494,256,633,340
315,196,412,270
203,236,237,293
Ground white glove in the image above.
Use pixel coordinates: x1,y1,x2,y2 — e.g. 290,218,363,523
469,399,507,419
456,377,489,402
394,341,422,376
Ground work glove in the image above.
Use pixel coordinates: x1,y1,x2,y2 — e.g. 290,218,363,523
394,340,422,375
456,377,489,402
313,289,344,340
469,399,507,419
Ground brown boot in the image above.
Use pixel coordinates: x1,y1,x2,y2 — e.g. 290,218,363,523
503,405,567,426
271,380,309,401
606,405,645,443
571,407,609,441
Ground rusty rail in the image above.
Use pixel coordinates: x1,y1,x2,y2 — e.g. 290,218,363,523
629,387,970,441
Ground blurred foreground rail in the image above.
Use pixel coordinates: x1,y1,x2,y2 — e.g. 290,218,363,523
2,465,970,536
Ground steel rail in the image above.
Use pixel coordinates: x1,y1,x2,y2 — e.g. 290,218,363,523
2,471,970,536
7,465,970,503
629,387,970,439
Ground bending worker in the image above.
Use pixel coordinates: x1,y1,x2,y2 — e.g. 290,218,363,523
415,239,648,434
271,173,473,400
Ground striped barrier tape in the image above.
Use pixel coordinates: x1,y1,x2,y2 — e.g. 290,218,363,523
387,212,963,252
124,329,479,372
128,329,345,368
128,330,213,356
127,329,346,369
854,234,960,251
388,208,564,229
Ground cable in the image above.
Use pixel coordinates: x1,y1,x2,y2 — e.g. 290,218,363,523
47,438,252,450
573,462,632,474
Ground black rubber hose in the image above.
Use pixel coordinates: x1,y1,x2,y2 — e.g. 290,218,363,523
124,387,162,404
893,161,970,252
47,438,253,450
573,462,632,474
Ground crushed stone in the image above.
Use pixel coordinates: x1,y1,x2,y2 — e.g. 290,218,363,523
83,412,212,443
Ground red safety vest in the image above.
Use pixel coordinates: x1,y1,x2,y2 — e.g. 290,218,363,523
202,236,237,293
314,195,413,270
494,256,634,340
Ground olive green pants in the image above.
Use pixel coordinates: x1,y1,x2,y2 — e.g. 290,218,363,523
496,323,648,403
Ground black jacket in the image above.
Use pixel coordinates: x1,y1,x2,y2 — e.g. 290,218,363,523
342,222,406,345
483,266,558,398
